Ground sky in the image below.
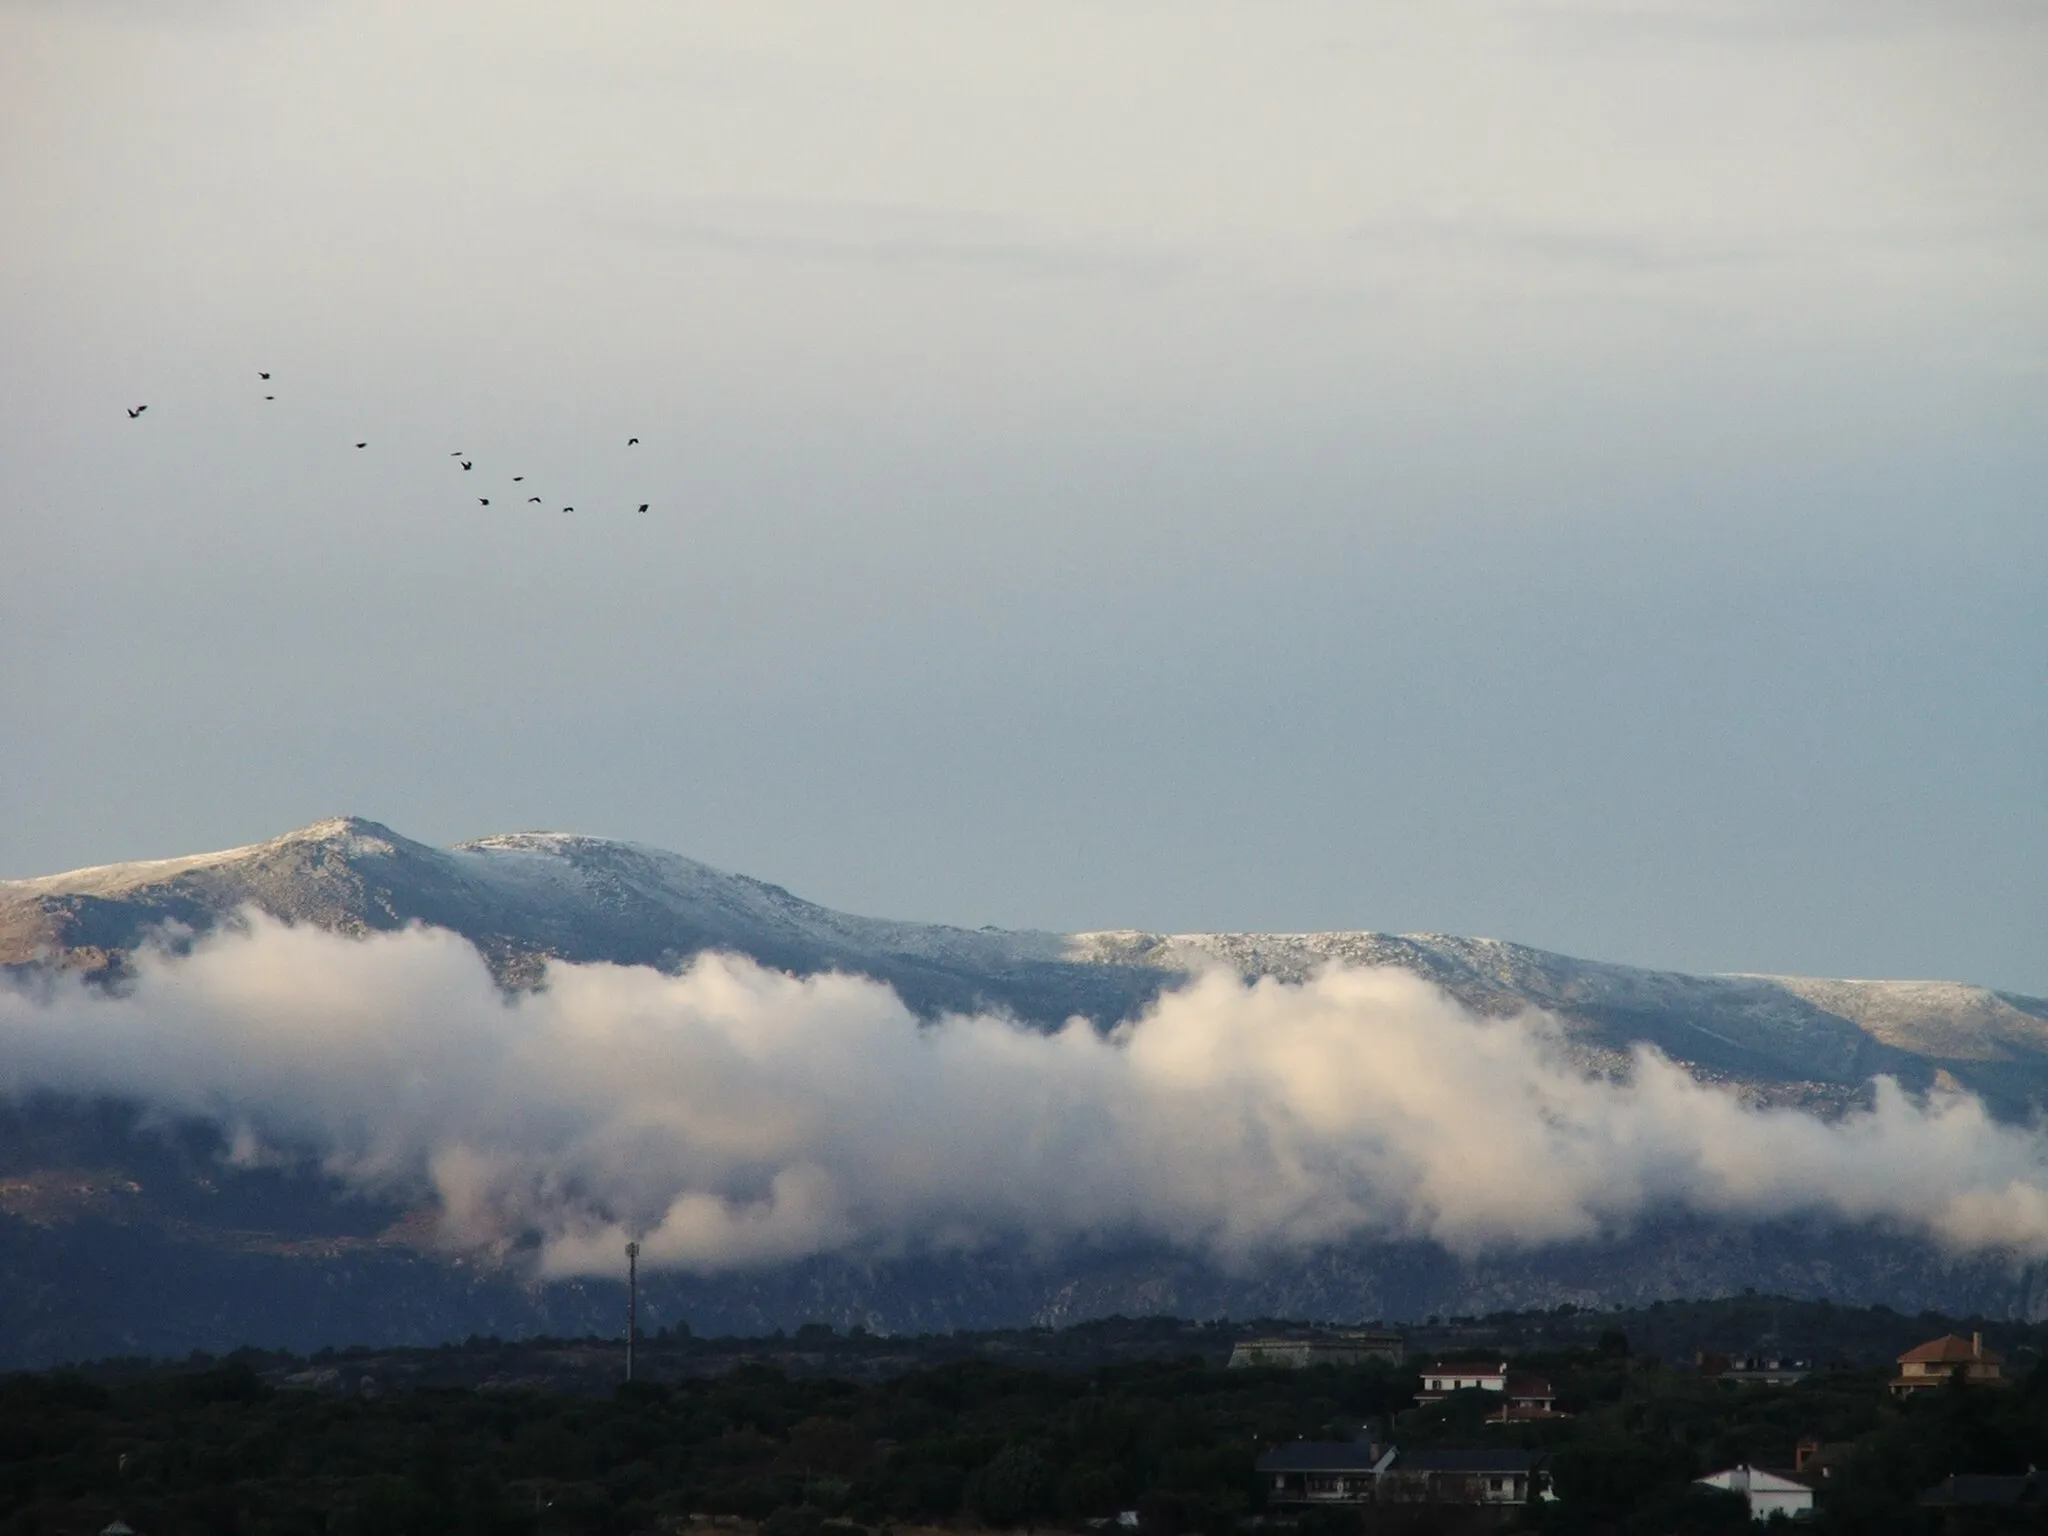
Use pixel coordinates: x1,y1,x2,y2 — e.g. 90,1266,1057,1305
2,0,2043,993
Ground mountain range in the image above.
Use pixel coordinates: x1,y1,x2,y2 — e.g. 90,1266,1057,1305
4,815,2048,1366
10,815,2046,1105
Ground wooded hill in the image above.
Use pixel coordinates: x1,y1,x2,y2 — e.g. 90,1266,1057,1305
8,1301,2048,1534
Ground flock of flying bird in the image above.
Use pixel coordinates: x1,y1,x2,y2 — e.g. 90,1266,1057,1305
123,373,653,515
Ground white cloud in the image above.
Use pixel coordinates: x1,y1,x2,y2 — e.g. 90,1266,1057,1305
5,914,2048,1277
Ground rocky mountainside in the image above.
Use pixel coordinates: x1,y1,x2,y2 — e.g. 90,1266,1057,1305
6,816,2048,1365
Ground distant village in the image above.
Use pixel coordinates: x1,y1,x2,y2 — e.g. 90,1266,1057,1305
1236,1325,2024,1519
8,1304,2044,1534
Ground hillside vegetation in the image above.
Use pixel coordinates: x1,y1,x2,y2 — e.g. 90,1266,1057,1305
6,1304,2048,1534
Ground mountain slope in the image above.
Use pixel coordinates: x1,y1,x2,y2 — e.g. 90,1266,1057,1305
7,816,2048,1362
0,817,1152,1024
7,816,2043,1106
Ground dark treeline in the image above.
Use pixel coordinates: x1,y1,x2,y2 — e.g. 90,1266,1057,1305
53,1296,2041,1399
8,1304,2048,1534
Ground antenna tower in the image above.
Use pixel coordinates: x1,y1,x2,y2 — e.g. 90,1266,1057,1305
625,1240,640,1382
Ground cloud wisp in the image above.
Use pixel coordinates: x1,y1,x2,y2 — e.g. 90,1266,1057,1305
4,915,2047,1278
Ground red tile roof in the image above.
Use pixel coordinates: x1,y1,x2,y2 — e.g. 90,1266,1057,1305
1899,1334,2002,1366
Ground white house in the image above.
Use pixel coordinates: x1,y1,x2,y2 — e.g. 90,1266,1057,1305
1697,1464,1815,1521
1414,1361,1566,1419
1418,1359,1509,1396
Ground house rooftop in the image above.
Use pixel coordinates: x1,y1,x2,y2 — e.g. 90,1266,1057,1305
1256,1442,1389,1473
1899,1333,2001,1365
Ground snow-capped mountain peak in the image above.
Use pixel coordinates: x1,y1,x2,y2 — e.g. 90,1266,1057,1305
5,817,2045,1113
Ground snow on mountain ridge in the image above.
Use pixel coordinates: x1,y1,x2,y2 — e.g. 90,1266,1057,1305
449,830,1072,968
5,819,2033,1004
6,818,2045,1109
1747,975,2048,1063
4,816,412,897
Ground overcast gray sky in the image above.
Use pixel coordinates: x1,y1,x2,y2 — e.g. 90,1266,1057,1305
2,0,2043,991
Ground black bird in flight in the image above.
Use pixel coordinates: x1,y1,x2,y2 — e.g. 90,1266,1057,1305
627,437,639,446
637,504,649,513
259,372,271,380
512,476,524,482
126,405,147,418
355,442,367,448
478,498,490,506
264,395,275,401
460,461,473,470
450,451,464,457
562,506,574,513
527,496,542,503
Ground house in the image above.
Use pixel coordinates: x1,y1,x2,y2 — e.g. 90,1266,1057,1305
1256,1438,1396,1504
1415,1361,1567,1419
1696,1351,1812,1386
1416,1359,1509,1397
1793,1438,1854,1481
1488,1373,1569,1421
1695,1465,1815,1521
1890,1333,2005,1397
1228,1329,1404,1369
1380,1449,1551,1506
1257,1442,1550,1507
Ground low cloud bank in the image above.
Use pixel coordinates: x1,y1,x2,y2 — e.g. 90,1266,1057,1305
4,916,2047,1277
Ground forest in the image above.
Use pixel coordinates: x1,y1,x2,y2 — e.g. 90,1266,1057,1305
5,1302,2048,1535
